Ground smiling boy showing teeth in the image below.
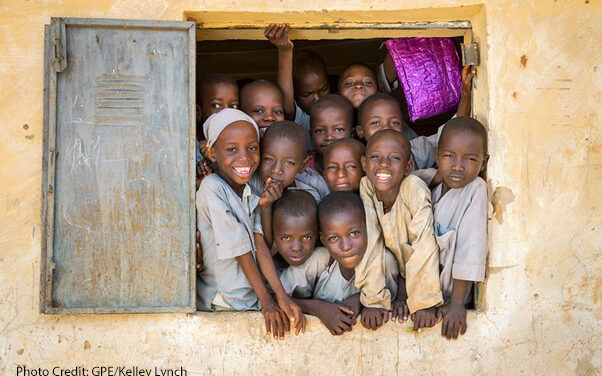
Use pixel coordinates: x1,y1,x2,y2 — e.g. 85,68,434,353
356,129,443,331
196,109,306,339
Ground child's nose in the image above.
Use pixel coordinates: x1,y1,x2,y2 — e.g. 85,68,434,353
337,167,347,178
291,239,302,251
272,161,283,174
340,237,352,251
452,158,464,171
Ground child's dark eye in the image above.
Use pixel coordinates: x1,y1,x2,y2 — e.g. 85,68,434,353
326,165,337,171
274,108,283,115
347,164,357,169
327,235,339,242
335,128,346,133
230,103,239,109
370,121,381,127
342,81,354,88
315,129,325,134
300,93,311,98
284,161,295,167
248,146,258,152
363,80,375,87
226,147,237,153
281,235,291,241
253,109,264,115
444,153,453,158
302,235,312,241
211,103,222,109
391,121,401,127
349,230,360,238
263,157,273,162
369,154,380,160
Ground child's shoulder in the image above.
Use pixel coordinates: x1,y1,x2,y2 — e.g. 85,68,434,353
199,173,227,192
399,174,430,198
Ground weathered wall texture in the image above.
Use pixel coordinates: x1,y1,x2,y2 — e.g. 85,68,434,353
1,1,600,375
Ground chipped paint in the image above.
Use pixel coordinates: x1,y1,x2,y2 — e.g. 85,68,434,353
491,186,514,224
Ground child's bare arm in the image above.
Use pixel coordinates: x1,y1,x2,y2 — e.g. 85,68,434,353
265,24,295,120
456,65,475,117
440,279,471,339
236,251,290,339
254,233,307,334
293,298,355,336
259,178,283,249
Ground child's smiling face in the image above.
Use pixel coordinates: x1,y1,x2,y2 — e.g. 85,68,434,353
200,83,239,122
311,107,353,153
323,143,363,192
357,99,403,141
436,128,487,191
338,65,378,108
259,136,307,188
295,71,330,114
361,132,413,196
273,213,318,266
320,211,367,269
241,85,285,136
208,121,260,193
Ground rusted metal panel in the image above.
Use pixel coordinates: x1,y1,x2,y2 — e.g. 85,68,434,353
41,18,196,314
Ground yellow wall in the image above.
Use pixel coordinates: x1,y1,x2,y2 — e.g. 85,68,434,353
1,1,600,375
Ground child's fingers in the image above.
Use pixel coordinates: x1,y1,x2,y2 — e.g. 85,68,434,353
265,316,271,335
337,305,354,315
383,309,389,323
281,310,291,333
452,321,460,339
461,319,467,335
263,177,273,190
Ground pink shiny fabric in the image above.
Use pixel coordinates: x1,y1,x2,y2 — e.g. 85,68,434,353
386,38,462,122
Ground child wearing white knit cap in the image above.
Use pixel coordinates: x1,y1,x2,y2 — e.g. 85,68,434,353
196,108,306,339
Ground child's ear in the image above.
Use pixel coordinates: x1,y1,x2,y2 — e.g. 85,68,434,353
319,232,326,244
207,146,217,163
481,154,490,172
404,157,414,176
301,154,309,171
434,147,439,161
361,155,367,172
355,125,364,140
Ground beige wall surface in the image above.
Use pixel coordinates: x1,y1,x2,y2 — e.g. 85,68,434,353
1,1,600,375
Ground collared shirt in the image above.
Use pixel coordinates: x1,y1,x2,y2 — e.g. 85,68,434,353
295,167,330,200
356,175,442,313
196,173,263,311
314,250,400,304
278,247,330,298
432,177,488,302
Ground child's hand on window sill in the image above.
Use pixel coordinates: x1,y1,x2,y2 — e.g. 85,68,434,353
461,65,475,96
340,293,361,323
265,23,293,51
411,306,438,329
439,302,467,340
391,298,410,323
261,298,291,340
276,294,307,335
361,307,389,330
315,301,355,336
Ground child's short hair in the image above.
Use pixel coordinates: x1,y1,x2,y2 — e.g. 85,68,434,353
293,50,328,85
324,137,365,157
439,116,488,154
198,73,237,99
310,94,353,126
261,120,308,156
273,190,318,221
318,191,365,224
357,93,401,123
366,129,411,161
240,80,283,104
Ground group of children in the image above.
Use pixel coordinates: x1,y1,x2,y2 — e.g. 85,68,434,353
195,24,489,340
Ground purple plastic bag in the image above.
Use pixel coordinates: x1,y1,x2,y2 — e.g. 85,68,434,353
386,38,462,122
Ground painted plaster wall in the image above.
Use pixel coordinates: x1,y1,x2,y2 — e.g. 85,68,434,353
0,1,600,375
